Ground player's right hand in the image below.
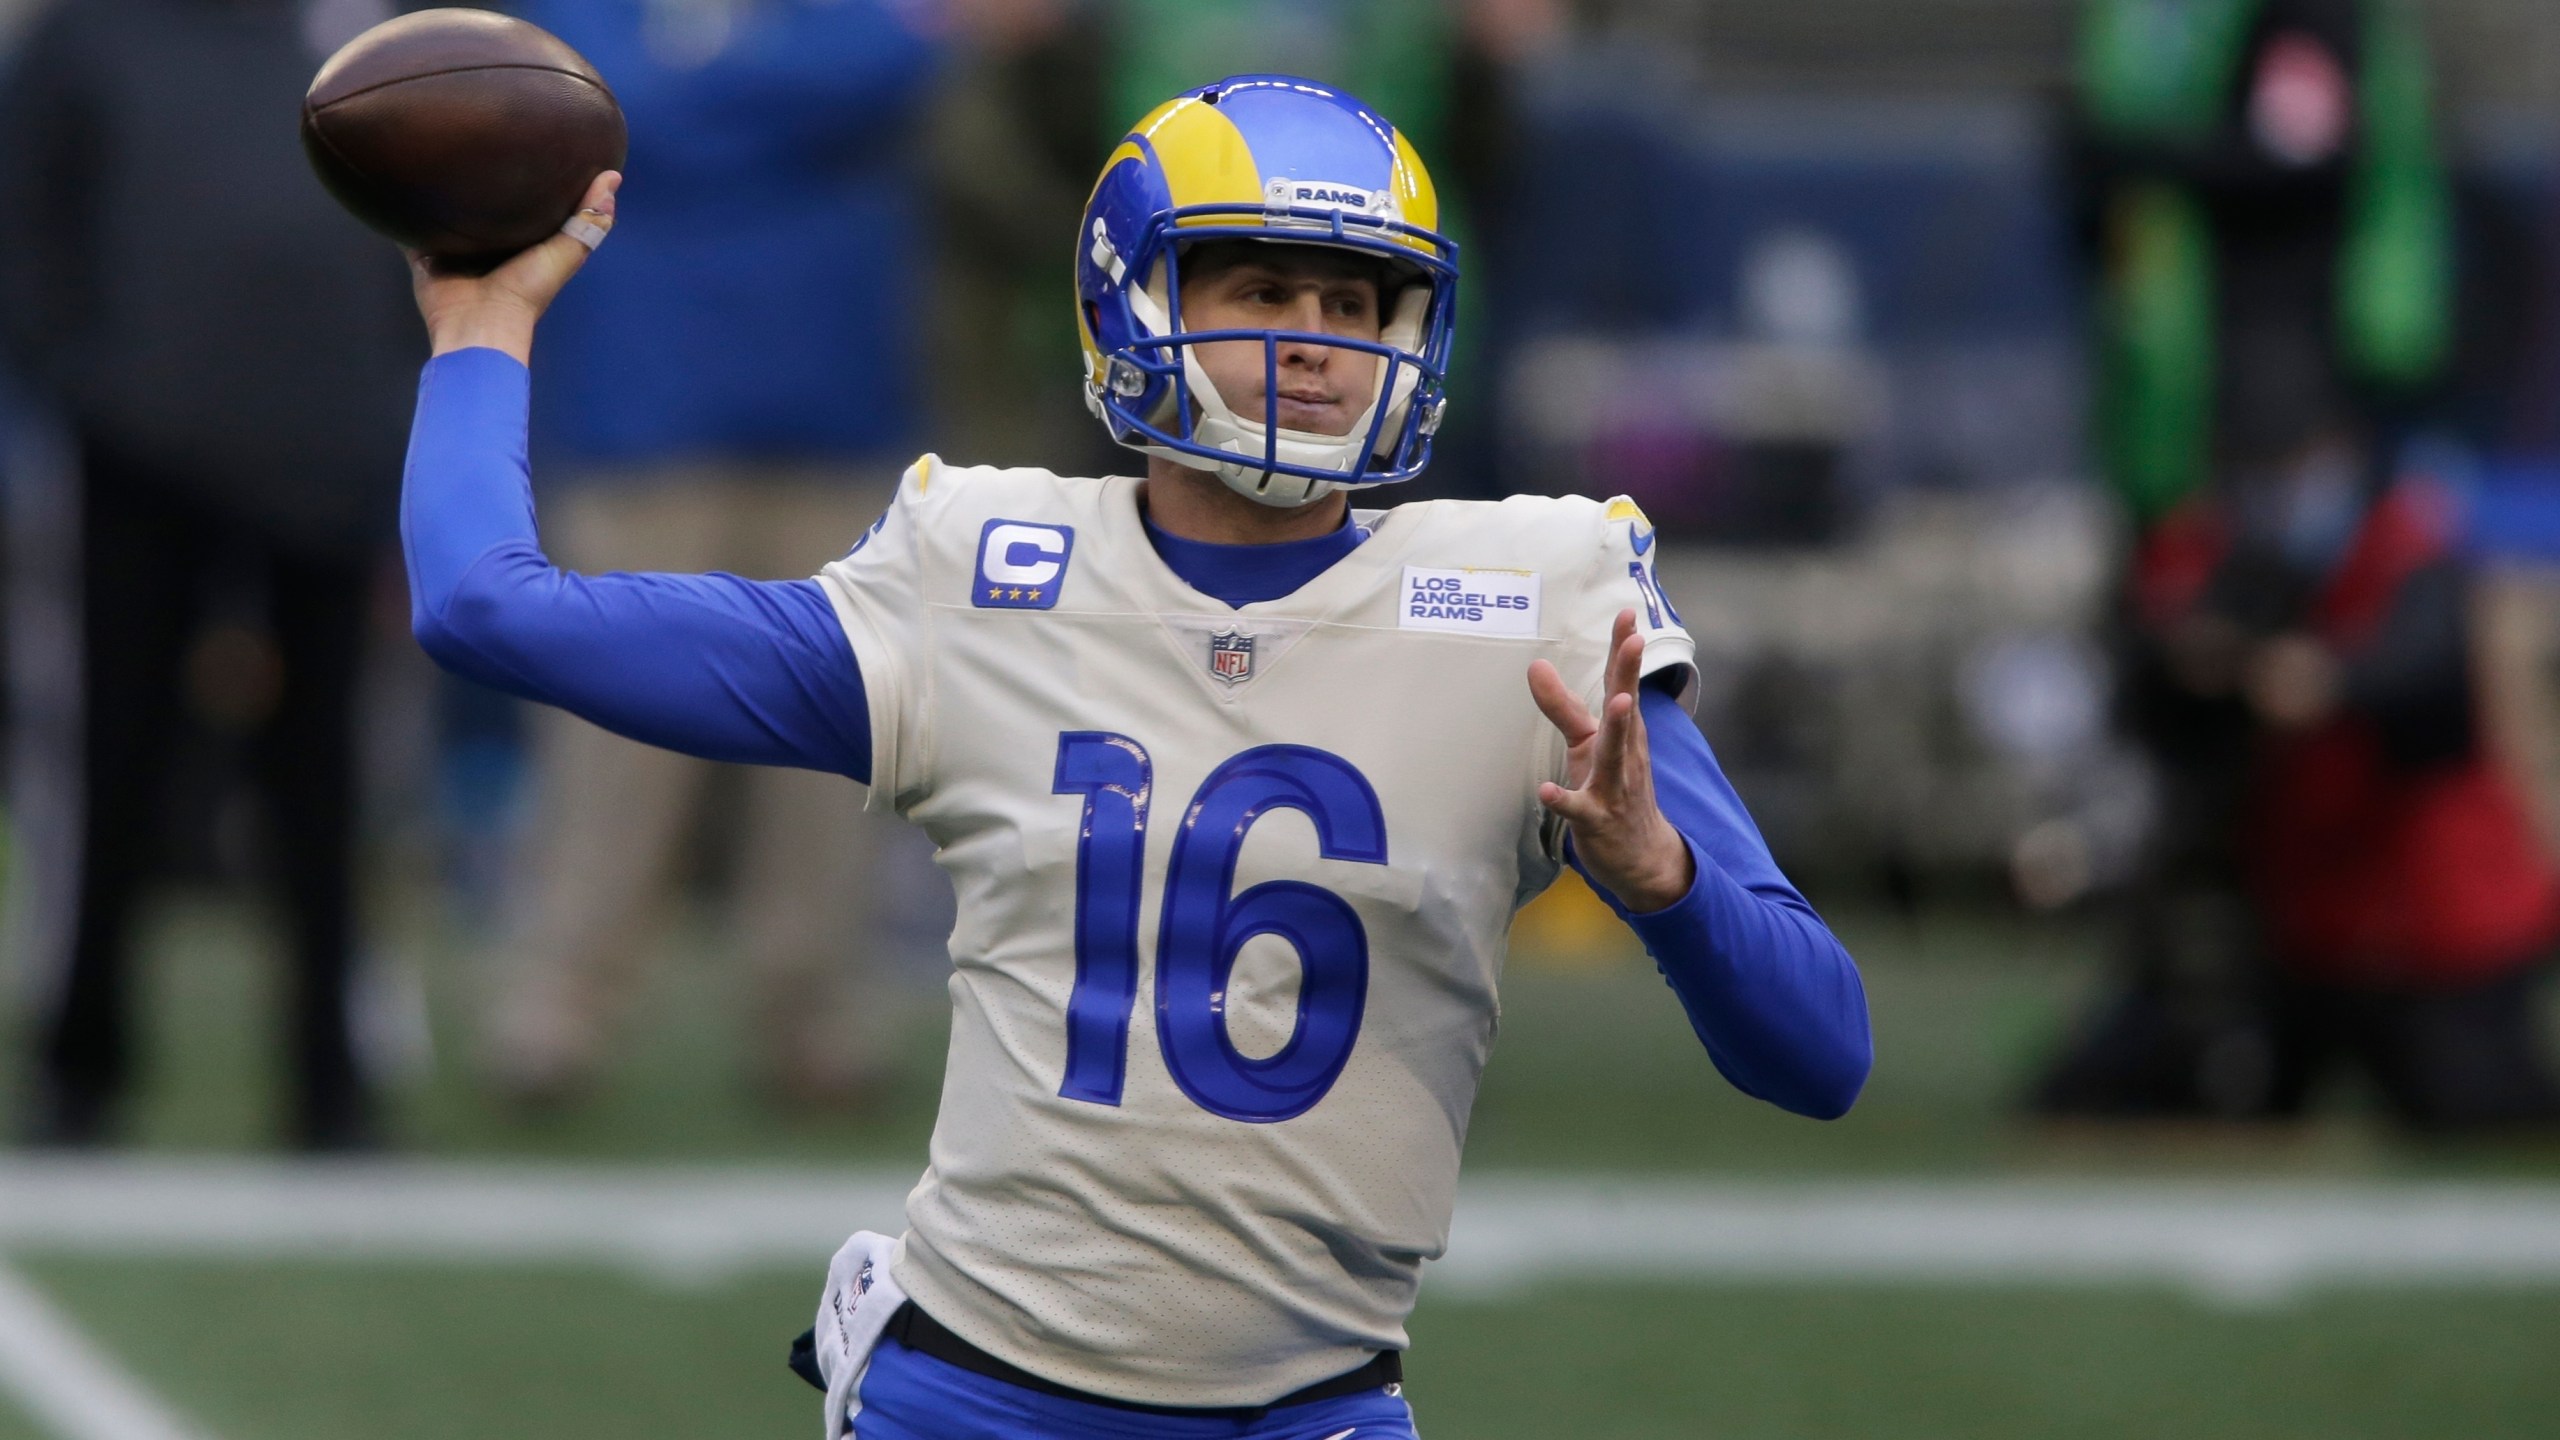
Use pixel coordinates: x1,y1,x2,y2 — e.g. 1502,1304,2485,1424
410,170,620,365
1528,608,1696,914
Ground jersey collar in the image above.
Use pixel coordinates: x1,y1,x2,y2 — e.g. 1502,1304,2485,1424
1138,509,1371,609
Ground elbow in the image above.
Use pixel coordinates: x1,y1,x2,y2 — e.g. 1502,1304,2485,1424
1793,1037,1872,1121
410,604,456,666
1704,1021,1873,1121
410,585,513,683
411,609,487,684
1799,942,1874,1119
1801,980,1876,1120
1772,978,1875,1121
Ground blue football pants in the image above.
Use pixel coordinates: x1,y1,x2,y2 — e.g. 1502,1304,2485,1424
847,1335,1421,1439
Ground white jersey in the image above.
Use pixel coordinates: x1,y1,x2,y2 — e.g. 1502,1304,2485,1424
815,458,1694,1407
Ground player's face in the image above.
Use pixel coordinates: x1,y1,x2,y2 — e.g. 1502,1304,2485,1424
1178,249,1385,438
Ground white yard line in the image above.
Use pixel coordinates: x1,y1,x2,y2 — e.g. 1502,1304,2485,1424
8,1159,2560,1306
0,1260,215,1440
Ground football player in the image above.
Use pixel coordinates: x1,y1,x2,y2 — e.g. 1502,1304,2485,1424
404,76,1870,1440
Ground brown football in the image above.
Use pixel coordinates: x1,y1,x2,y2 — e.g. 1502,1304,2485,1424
302,8,626,272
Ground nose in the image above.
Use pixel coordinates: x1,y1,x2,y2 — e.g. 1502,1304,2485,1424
1275,289,1332,367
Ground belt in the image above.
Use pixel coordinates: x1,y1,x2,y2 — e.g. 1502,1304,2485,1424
885,1301,1403,1418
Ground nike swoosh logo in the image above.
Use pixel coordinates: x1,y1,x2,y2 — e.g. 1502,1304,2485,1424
1630,526,1656,556
1319,1430,1359,1440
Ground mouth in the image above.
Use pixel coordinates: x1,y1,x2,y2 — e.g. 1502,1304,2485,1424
1272,391,1344,428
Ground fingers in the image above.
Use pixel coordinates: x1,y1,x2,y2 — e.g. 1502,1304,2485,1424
1536,778,1608,827
515,170,621,281
1587,618,1644,786
557,170,621,251
1622,667,1653,783
1536,691,1639,826
1606,609,1641,701
1590,684,1644,803
1531,614,1649,798
1525,658,1597,747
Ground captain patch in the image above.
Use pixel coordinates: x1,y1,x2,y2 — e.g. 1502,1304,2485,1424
973,519,1073,610
1399,566,1540,636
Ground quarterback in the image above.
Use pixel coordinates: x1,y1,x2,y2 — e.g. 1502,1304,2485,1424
403,77,1870,1439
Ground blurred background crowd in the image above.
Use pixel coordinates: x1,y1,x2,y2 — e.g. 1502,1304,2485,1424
4,0,2560,1167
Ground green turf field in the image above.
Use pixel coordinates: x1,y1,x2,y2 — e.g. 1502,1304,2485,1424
65,887,2560,1178
4,889,2558,1438
13,1258,2560,1440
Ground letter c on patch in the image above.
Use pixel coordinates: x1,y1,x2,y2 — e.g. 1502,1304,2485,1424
974,518,1075,610
985,524,1066,585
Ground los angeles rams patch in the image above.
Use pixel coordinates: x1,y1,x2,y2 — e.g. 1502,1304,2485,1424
1399,566,1540,636
973,519,1073,610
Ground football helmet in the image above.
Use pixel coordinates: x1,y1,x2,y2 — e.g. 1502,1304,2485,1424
1077,75,1461,507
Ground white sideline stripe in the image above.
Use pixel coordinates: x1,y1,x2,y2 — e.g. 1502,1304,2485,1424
8,1160,2560,1303
0,1260,214,1440
0,1160,915,1284
1437,1176,2560,1304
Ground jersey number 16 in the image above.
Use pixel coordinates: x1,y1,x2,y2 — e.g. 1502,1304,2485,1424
1051,732,1388,1123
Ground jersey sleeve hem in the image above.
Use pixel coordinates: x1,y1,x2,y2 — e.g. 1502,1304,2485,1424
814,566,910,808
1638,634,1699,712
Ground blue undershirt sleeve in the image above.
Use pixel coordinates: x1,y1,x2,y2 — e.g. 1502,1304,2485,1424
1569,684,1874,1119
402,348,873,781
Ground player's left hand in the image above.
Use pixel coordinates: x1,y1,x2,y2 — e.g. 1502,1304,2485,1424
1528,609,1696,914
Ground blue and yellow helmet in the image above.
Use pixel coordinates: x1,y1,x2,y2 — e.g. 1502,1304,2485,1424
1076,75,1461,506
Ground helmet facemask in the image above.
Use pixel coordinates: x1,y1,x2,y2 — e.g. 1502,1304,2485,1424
1119,241,1436,507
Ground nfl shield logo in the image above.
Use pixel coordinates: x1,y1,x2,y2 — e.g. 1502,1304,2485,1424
1208,630,1255,684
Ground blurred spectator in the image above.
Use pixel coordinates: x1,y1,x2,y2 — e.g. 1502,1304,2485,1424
921,0,1114,473
2040,0,2560,1129
2078,0,2449,523
0,0,419,1149
2046,465,2560,1128
475,0,995,1110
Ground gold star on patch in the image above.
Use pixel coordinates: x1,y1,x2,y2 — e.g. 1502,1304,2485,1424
1027,589,1043,601
986,586,1002,600
1008,588,1024,601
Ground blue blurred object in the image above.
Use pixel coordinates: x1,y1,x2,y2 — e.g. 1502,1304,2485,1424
512,0,942,467
1494,51,2084,536
2465,458,2560,562
435,675,530,919
1505,88,2073,345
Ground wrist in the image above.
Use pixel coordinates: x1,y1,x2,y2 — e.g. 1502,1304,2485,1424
1609,827,1697,915
427,301,539,364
